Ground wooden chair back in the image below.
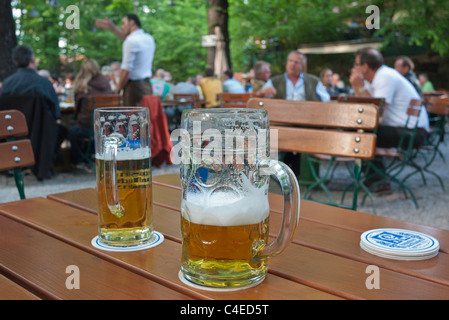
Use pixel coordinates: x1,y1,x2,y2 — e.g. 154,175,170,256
0,110,35,170
247,98,378,159
0,110,35,199
173,93,201,108
337,96,386,115
426,96,449,115
0,109,29,138
248,98,378,129
247,98,378,210
220,93,253,108
88,94,122,109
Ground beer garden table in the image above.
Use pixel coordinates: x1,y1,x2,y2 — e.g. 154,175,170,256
1,174,449,302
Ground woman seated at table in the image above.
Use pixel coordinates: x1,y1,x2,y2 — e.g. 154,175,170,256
69,59,112,166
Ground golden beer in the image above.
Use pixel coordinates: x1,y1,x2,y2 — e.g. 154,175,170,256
180,192,270,287
96,156,153,246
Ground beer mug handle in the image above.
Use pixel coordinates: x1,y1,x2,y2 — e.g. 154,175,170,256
103,134,125,218
258,159,300,259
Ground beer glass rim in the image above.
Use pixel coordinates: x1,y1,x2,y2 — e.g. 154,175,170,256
182,108,266,117
95,106,147,113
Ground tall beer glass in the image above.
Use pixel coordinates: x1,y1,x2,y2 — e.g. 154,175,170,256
94,107,152,247
179,108,300,288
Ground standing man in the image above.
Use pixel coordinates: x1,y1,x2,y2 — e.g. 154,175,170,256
96,14,154,106
258,51,330,102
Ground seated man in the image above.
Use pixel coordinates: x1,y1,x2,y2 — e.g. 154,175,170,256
151,68,170,101
1,45,61,120
223,69,245,93
1,45,67,179
257,51,330,102
256,51,329,175
252,61,271,94
394,56,422,97
350,47,430,192
199,68,223,108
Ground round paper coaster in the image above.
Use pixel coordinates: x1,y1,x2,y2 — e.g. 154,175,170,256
360,241,439,261
360,228,439,260
91,231,164,252
178,271,264,292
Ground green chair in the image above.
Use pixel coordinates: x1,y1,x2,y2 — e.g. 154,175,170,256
362,99,424,208
402,96,449,191
0,110,35,199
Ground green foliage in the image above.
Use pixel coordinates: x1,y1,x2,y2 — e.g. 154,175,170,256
376,0,449,56
11,0,449,80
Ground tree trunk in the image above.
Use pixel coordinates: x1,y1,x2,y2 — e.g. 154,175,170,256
0,1,17,81
207,0,230,79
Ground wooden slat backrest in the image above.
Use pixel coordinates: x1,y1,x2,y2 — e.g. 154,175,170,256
426,96,449,115
247,98,378,130
173,93,201,108
246,98,378,159
220,92,253,108
0,110,35,171
337,96,385,108
0,109,28,138
88,94,122,109
0,140,35,171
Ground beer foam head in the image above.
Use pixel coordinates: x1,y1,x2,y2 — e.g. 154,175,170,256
96,146,151,161
182,186,269,227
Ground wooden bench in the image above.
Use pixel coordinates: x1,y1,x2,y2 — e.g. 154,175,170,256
247,98,378,210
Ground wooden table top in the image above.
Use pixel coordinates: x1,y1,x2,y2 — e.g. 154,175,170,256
1,174,449,301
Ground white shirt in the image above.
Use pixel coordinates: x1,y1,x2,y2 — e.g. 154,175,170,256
223,78,246,93
263,73,330,102
365,65,429,132
121,29,155,80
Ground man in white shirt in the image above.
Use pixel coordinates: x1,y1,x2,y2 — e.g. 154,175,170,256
349,48,429,191
350,47,429,145
96,14,155,105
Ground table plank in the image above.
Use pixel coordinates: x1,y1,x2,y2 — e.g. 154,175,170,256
152,174,449,253
0,198,341,300
45,182,449,299
0,215,192,300
0,273,40,300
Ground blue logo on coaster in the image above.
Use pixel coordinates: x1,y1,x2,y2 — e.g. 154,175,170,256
363,229,438,252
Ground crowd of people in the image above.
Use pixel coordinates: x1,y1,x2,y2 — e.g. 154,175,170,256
0,12,442,187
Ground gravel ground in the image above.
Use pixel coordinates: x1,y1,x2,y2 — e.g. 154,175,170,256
1,137,448,230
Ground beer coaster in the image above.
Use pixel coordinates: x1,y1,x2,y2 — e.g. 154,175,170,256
360,228,439,261
178,271,264,292
91,231,164,252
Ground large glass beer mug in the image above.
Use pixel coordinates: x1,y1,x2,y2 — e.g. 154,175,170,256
94,107,152,246
179,108,300,288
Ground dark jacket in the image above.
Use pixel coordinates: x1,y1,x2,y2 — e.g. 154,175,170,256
1,68,61,119
74,74,112,129
0,94,59,180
